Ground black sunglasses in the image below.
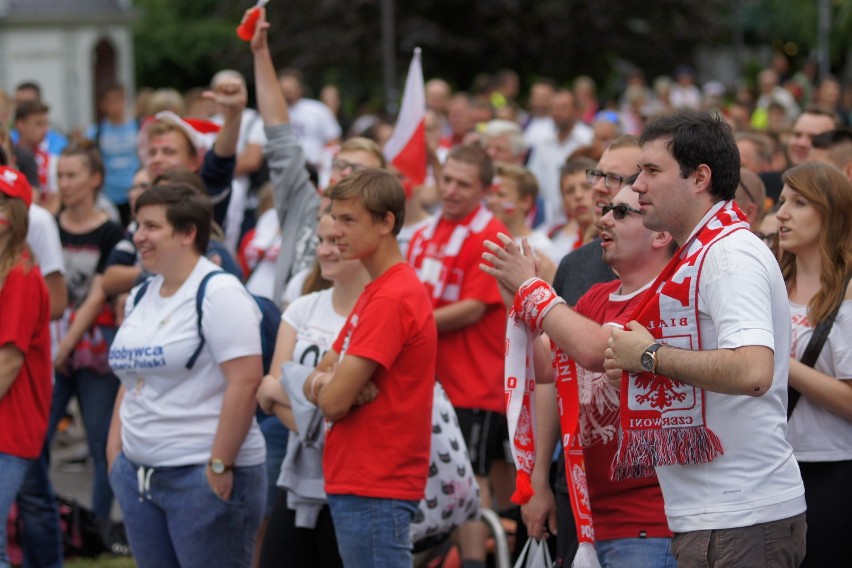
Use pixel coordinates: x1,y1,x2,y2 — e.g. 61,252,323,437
601,202,641,220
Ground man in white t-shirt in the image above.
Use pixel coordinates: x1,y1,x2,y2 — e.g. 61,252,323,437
278,68,341,167
526,89,593,229
605,109,806,567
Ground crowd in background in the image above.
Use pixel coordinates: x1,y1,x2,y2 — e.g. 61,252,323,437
0,18,851,567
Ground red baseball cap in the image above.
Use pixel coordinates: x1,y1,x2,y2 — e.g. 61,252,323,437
0,166,33,208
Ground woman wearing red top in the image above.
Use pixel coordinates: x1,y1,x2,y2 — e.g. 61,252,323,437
0,166,52,568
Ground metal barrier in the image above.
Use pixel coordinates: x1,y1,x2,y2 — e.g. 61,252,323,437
481,507,511,568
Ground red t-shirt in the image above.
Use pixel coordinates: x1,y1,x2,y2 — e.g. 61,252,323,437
407,207,508,413
573,280,670,540
0,260,52,459
325,263,437,500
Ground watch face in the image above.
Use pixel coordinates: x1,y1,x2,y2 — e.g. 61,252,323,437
641,352,654,372
211,460,225,474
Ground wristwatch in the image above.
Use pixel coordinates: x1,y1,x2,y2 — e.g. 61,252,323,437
208,458,234,475
640,343,664,373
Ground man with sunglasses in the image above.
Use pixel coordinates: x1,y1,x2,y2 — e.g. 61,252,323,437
482,179,678,566
513,136,641,566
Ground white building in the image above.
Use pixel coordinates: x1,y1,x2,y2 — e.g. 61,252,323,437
0,0,137,134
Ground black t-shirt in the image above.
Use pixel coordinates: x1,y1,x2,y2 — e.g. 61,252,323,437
59,219,124,308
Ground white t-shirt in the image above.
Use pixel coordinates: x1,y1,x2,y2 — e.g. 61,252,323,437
517,230,560,265
27,203,65,276
245,208,281,300
526,122,594,229
549,227,582,263
109,256,265,467
282,288,346,369
282,267,312,308
787,300,852,461
276,288,346,489
654,217,805,532
289,98,341,165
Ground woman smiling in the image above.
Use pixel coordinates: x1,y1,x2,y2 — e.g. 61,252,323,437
107,183,266,568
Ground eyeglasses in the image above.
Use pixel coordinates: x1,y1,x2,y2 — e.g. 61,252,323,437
129,182,151,192
753,231,776,246
586,169,626,190
601,202,641,220
738,180,757,205
332,158,368,174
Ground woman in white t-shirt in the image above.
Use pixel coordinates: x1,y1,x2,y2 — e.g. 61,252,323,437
776,162,852,568
256,213,369,568
106,183,266,568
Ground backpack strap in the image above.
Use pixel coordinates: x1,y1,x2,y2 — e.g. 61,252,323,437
185,271,226,370
132,278,153,307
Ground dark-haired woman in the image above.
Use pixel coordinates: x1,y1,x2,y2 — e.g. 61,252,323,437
107,184,266,567
51,143,124,520
778,162,852,567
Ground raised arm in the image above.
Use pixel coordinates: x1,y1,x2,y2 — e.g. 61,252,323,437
250,9,289,127
208,81,247,160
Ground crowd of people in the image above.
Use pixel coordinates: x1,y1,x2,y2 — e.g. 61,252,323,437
0,5,851,568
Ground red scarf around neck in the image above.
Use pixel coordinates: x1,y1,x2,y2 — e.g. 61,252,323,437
611,200,750,480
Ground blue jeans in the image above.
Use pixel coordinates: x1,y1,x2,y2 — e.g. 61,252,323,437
50,366,120,519
15,443,63,568
327,494,417,568
259,414,289,517
110,452,266,568
596,537,675,567
0,453,34,568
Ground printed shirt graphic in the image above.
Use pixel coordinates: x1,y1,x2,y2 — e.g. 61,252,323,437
572,279,670,541
283,288,346,369
407,207,509,413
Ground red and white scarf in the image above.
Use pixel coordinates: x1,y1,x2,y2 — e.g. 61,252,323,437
552,344,601,566
409,205,494,304
506,277,600,567
611,200,748,480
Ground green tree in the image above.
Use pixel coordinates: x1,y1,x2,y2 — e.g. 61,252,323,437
133,0,752,110
134,0,241,89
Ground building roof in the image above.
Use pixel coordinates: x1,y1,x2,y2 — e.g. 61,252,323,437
0,0,136,23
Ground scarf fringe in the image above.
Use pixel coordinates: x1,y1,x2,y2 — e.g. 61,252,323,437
511,470,535,506
611,426,724,481
572,542,602,568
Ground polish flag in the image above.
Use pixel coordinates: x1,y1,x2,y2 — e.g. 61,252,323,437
384,48,427,188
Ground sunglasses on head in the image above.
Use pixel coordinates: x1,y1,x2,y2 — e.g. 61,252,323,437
601,202,641,220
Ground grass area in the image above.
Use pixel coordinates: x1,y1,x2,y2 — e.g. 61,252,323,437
64,556,136,568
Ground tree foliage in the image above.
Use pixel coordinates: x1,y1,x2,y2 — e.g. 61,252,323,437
132,0,847,112
742,0,852,71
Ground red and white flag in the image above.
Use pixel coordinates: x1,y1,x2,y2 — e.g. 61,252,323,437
384,48,427,188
